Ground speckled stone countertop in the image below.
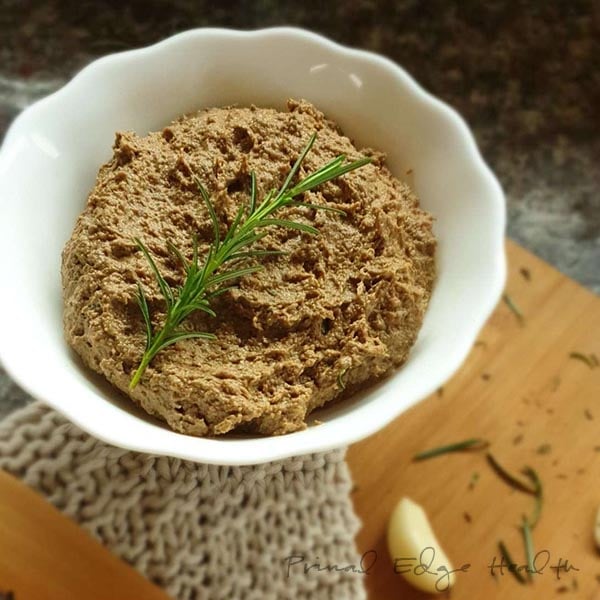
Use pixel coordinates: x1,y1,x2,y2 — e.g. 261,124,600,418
0,1,598,416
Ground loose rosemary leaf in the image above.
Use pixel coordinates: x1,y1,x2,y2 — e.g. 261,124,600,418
522,466,543,528
498,540,528,585
413,438,489,461
569,352,597,369
502,293,524,324
521,517,535,581
337,367,349,390
486,453,537,495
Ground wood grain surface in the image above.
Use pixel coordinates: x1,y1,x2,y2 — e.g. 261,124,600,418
348,240,600,599
0,470,171,600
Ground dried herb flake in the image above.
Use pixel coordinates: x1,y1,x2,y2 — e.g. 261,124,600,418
519,267,531,281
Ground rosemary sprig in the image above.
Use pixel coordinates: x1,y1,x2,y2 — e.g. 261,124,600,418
413,438,489,461
129,133,370,389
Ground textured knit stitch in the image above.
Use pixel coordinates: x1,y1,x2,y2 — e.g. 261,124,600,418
0,403,366,600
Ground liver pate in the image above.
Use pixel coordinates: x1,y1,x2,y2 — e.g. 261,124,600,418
61,99,436,436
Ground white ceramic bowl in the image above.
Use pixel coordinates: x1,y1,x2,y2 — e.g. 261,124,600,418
0,28,505,464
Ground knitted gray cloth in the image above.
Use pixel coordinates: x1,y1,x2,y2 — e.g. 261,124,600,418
0,403,365,600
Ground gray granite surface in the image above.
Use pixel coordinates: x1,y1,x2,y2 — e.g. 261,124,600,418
0,1,598,417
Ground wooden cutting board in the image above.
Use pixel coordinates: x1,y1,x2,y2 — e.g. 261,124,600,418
0,470,171,600
0,240,596,599
348,240,600,599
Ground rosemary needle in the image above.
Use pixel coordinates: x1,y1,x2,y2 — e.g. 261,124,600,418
502,293,524,324
522,466,543,528
485,453,537,495
498,540,528,585
521,516,535,581
569,351,597,369
337,367,349,390
129,133,371,389
413,438,489,461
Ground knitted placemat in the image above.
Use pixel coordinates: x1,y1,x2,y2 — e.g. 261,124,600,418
0,402,366,600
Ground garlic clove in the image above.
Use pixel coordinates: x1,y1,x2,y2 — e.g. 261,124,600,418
387,496,456,593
